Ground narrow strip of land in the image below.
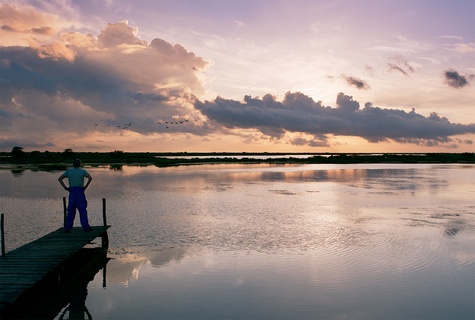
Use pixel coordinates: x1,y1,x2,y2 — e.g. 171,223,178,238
1,152,473,170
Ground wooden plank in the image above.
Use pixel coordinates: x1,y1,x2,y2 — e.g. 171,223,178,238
5,251,73,256
0,285,32,290
0,289,31,296
1,257,66,262
0,267,55,274
0,267,51,273
0,278,41,285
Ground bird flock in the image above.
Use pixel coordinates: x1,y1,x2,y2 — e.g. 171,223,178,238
94,122,133,130
156,118,200,129
92,117,200,130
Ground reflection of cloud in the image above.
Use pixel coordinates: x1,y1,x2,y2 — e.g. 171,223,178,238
429,213,467,238
444,223,463,237
269,189,298,196
148,247,186,267
107,251,148,285
454,251,475,265
404,211,473,240
107,246,187,284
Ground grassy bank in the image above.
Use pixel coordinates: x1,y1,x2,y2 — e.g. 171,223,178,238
1,151,473,169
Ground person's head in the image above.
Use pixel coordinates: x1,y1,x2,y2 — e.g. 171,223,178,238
73,158,82,168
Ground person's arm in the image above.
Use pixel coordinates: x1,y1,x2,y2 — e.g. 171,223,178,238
83,172,93,190
58,173,69,191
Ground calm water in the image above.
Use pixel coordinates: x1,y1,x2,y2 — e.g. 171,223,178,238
0,163,474,319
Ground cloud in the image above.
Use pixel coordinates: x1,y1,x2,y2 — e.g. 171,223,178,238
0,17,208,149
195,92,475,147
0,3,63,46
387,55,415,76
445,42,475,54
443,69,474,88
343,75,370,90
1,4,473,152
97,21,147,48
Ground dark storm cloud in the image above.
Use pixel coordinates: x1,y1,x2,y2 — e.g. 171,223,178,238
0,46,135,126
343,75,370,90
387,55,415,76
195,92,475,147
1,47,128,98
444,69,474,88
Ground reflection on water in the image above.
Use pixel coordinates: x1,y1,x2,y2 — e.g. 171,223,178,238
1,164,474,319
106,246,186,286
57,288,92,320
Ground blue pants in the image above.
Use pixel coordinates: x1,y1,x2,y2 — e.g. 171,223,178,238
66,187,91,230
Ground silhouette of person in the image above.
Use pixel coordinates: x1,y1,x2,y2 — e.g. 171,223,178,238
59,158,93,232
58,288,93,320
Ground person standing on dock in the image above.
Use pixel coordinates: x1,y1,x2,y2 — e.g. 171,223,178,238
58,158,93,232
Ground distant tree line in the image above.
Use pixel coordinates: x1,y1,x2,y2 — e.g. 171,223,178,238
1,146,473,167
3,147,130,163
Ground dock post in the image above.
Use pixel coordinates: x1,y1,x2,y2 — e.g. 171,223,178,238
102,263,107,288
101,198,109,249
102,198,107,226
1,213,5,257
62,197,67,229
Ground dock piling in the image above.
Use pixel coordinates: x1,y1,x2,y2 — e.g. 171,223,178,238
1,213,5,257
62,196,67,228
102,198,107,226
101,198,109,249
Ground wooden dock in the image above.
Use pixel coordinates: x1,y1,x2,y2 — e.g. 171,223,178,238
0,226,110,314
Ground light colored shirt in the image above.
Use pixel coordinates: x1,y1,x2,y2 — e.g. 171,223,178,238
63,168,89,187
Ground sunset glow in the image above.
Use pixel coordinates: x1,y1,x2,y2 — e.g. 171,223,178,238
1,0,474,152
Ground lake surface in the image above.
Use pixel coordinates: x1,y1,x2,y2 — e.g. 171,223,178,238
0,163,474,319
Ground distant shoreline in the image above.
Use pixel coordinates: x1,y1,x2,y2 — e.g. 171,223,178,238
0,152,473,170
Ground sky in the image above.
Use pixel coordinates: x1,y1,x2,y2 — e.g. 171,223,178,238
1,0,474,153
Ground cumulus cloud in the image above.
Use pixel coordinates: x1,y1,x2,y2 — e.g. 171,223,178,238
0,3,62,46
195,92,475,147
0,16,208,149
387,55,415,76
343,75,370,90
97,21,147,48
444,69,474,88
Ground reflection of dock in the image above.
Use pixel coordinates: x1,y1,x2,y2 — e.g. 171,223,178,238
0,226,110,317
